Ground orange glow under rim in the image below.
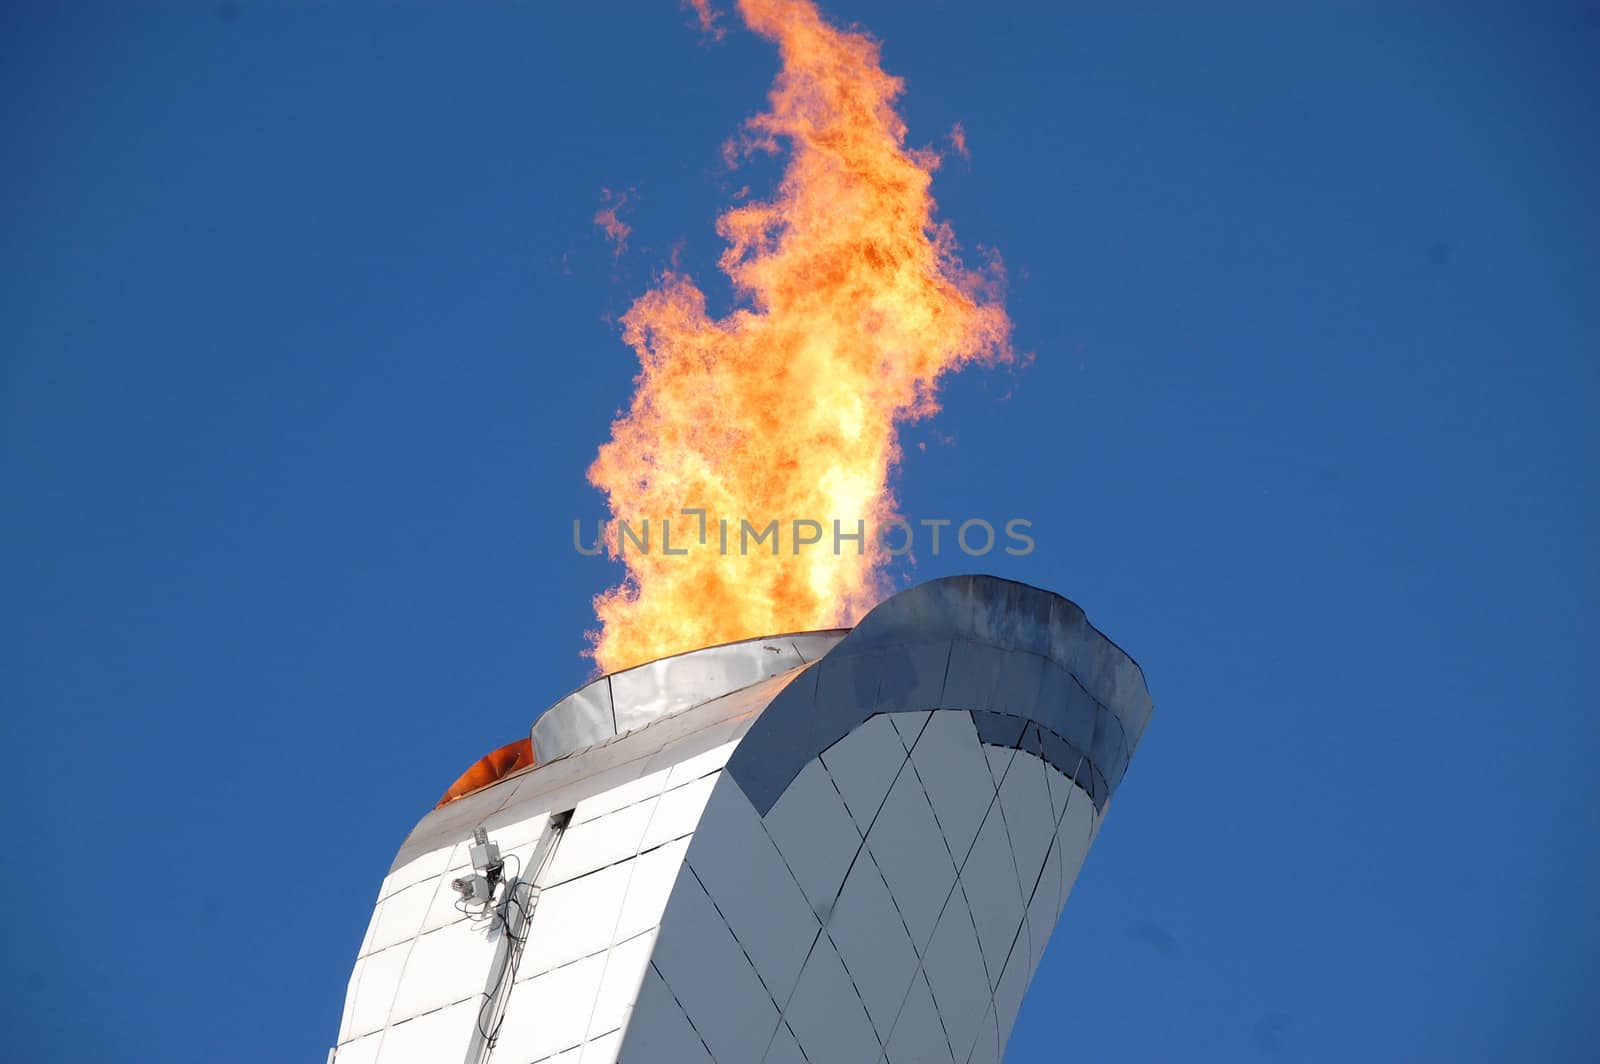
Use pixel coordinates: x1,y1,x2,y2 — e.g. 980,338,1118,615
436,736,535,808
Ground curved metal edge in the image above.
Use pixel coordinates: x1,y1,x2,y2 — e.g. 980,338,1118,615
726,574,1154,816
530,629,850,763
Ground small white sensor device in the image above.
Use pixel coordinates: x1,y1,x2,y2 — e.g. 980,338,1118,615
451,827,506,908
469,826,503,875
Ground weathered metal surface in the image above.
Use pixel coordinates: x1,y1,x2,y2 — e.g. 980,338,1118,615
725,574,1152,815
530,630,849,763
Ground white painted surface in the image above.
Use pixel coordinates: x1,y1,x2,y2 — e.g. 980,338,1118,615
761,757,861,918
764,1022,809,1064
378,997,479,1063
888,709,931,751
992,930,1033,1049
491,951,607,1063
884,970,955,1064
614,837,689,942
519,861,632,977
541,800,655,887
390,919,496,1024
909,710,996,866
585,929,656,1042
820,712,909,833
826,850,919,1040
998,752,1056,899
781,931,881,1064
638,773,717,852
344,942,406,1040
616,968,711,1064
649,868,781,1062
865,763,959,954
686,777,819,1004
921,884,990,1062
960,803,1026,987
968,1004,1001,1064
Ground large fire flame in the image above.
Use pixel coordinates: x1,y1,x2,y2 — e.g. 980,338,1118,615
587,0,1013,672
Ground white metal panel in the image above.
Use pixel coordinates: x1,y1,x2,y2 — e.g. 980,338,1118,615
997,752,1055,899
417,790,523,861
346,942,408,1039
436,835,545,934
478,806,555,857
491,951,607,1064
572,767,670,826
883,969,954,1064
532,1041,583,1064
616,967,712,1064
920,886,989,1063
663,736,739,789
781,932,881,1064
499,761,650,841
338,956,362,1043
637,707,756,786
543,799,655,887
909,711,996,867
825,851,918,1040
390,920,496,1024
959,803,1025,988
1055,786,1096,921
434,843,472,893
380,841,454,902
967,1003,1000,1064
578,1027,621,1064
333,1031,381,1064
889,709,931,750
685,776,820,1004
586,929,657,1041
497,836,561,898
520,859,633,979
760,758,862,919
991,929,1031,1049
1043,762,1080,828
649,866,781,1063
424,661,787,884
614,836,690,942
357,899,383,959
1026,833,1064,977
864,764,958,954
764,1022,808,1064
528,1036,585,1062
365,879,435,955
376,997,477,1064
820,713,908,833
419,870,472,935
982,744,1014,791
638,772,717,852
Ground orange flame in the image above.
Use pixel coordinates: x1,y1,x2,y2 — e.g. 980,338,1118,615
682,0,726,41
948,121,970,162
587,0,1012,673
593,187,633,257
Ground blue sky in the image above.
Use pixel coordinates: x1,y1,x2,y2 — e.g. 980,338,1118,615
3,2,1595,1061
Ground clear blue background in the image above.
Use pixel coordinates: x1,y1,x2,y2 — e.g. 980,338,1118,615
3,2,1595,1061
